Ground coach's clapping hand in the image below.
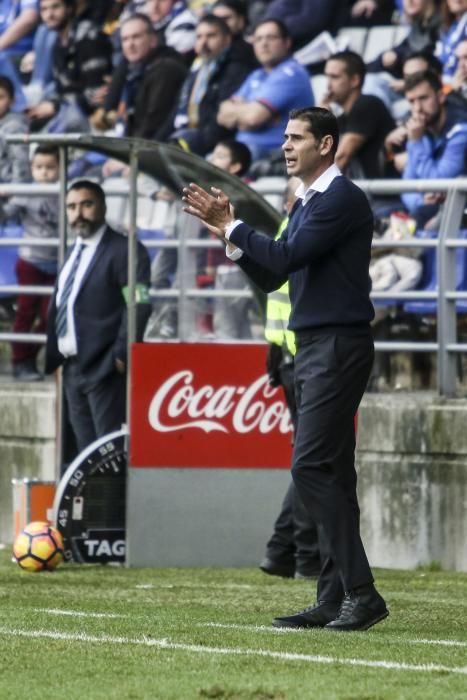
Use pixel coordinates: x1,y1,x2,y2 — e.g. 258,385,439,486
182,183,234,239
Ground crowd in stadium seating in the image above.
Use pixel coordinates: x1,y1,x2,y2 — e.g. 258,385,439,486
0,0,464,174
1,0,467,363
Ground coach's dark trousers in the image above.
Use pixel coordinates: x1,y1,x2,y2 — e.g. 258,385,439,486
291,329,374,603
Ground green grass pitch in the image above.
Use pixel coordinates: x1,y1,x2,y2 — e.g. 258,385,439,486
0,549,466,699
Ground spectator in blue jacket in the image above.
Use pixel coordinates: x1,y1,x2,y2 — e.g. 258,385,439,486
402,69,467,226
217,19,314,161
0,0,39,60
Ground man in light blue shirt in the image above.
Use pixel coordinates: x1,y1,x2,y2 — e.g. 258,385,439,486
0,0,39,58
217,18,314,160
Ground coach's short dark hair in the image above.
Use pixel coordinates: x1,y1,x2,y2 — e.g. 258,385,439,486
404,69,443,94
0,76,15,99
328,50,366,86
289,107,340,156
67,179,106,207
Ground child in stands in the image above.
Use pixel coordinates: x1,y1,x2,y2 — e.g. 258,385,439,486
0,145,59,380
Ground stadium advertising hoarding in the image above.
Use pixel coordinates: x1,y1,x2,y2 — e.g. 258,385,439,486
130,343,293,468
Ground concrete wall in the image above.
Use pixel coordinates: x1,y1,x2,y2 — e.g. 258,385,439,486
1,382,467,571
0,381,56,543
357,393,467,571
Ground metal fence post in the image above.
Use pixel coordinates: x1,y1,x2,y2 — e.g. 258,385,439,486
178,212,200,342
437,188,466,396
126,146,138,429
56,145,68,480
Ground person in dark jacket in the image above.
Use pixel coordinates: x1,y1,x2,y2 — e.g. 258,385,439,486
182,106,389,633
92,13,187,141
45,180,151,459
169,14,253,155
212,0,258,67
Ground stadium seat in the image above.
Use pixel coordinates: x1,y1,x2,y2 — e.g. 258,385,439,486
135,196,157,229
103,178,161,231
137,228,166,263
363,26,398,63
310,74,328,104
0,224,23,297
404,230,467,315
294,30,338,66
393,24,411,45
402,230,438,315
336,27,368,56
454,230,467,314
251,177,286,213
371,229,437,312
103,177,128,229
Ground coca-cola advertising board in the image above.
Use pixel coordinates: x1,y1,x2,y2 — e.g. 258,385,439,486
130,343,293,469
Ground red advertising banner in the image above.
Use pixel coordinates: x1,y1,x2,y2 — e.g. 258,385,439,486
130,343,293,469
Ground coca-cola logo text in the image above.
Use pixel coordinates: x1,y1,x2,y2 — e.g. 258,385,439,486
148,370,292,435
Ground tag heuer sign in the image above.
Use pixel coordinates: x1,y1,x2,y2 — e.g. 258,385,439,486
53,430,127,564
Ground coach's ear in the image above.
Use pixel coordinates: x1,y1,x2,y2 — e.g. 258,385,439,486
320,134,334,156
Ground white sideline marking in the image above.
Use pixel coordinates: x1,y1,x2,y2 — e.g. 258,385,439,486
133,583,253,590
414,639,467,648
26,613,467,649
199,622,467,647
0,627,466,675
26,613,467,648
201,622,302,634
34,608,123,619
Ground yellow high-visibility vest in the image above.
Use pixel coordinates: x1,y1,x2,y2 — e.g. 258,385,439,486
264,218,296,356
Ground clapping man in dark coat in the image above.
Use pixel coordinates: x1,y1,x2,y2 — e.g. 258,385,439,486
182,107,388,632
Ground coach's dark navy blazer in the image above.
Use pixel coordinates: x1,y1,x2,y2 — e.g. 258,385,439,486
45,226,151,390
230,176,374,331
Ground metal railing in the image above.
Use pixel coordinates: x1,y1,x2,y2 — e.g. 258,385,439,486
1,178,467,396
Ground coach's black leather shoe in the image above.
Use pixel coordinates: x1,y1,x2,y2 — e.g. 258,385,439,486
273,601,341,629
259,557,295,578
325,585,389,632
